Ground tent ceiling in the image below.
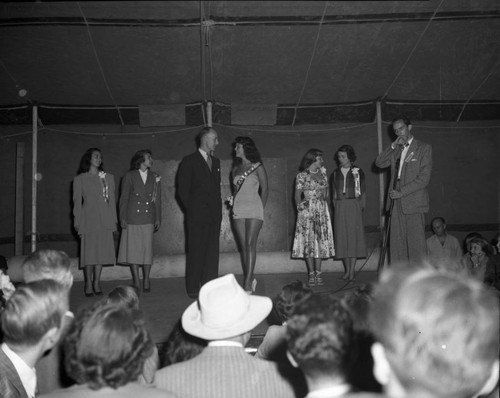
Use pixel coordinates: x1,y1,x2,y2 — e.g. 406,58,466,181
0,1,499,123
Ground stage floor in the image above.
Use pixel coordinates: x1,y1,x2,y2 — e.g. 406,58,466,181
70,271,380,344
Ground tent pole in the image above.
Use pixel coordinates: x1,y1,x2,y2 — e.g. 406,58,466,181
31,105,38,253
376,100,384,230
206,101,212,127
15,143,25,255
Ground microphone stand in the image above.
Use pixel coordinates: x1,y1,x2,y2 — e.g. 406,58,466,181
377,153,402,273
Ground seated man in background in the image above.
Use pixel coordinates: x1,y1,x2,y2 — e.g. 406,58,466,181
369,266,499,398
0,280,70,398
426,217,462,264
286,294,355,397
22,249,74,394
154,273,305,398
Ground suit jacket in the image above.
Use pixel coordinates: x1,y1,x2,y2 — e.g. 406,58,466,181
73,172,117,234
0,347,29,398
119,170,162,225
154,346,305,398
375,138,432,214
177,151,222,225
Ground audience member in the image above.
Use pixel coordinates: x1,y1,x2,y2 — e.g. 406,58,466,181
1,280,70,398
369,266,499,398
22,249,73,290
160,319,206,367
154,273,306,398
463,232,483,253
426,217,462,264
104,285,159,384
40,303,174,398
22,249,75,395
256,280,312,363
340,285,382,394
286,294,355,397
462,237,493,282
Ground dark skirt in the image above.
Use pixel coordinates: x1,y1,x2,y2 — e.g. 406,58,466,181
334,198,367,259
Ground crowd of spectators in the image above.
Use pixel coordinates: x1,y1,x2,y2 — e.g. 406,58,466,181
0,247,499,398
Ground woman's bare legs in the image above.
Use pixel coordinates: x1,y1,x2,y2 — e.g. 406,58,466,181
84,265,93,295
142,264,152,292
233,218,263,291
130,264,140,290
93,264,103,294
341,258,350,280
347,257,356,281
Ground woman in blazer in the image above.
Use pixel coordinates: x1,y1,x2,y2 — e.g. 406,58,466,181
118,149,161,293
73,148,117,297
331,144,367,282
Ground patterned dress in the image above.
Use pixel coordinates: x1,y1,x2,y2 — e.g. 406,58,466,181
292,169,335,259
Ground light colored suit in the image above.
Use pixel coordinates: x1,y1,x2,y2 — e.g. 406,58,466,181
376,138,432,265
0,348,29,398
154,346,306,398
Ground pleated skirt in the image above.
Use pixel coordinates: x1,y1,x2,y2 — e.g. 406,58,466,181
118,224,154,265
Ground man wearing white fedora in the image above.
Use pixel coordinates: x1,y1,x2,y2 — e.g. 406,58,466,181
154,273,306,398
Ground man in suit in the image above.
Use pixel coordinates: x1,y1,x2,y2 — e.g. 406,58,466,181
369,266,499,398
375,116,432,266
154,274,305,398
0,279,70,398
177,127,222,298
286,294,355,397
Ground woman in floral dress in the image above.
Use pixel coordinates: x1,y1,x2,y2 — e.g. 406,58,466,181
73,148,117,296
292,148,335,286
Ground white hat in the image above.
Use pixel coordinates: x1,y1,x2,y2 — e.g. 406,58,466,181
182,274,272,340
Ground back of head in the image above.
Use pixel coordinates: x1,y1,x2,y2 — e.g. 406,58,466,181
274,280,312,324
287,294,354,380
106,285,140,310
369,267,499,398
1,279,69,348
22,249,73,290
65,302,154,390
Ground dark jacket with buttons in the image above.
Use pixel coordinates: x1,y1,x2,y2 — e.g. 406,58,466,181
119,169,162,225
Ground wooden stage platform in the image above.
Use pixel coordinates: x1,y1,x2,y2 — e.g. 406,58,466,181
69,271,380,345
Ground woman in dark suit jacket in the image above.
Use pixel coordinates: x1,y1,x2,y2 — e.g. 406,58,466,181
73,148,117,297
118,149,161,292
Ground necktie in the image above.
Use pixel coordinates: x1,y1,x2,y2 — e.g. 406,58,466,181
206,154,212,171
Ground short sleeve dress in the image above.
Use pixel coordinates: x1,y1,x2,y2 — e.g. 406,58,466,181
292,169,335,259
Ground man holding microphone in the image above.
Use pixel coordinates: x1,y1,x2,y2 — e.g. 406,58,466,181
376,116,432,266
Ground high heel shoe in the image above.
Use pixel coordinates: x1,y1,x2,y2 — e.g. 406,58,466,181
251,278,257,293
143,280,151,293
93,286,103,296
315,271,324,286
308,272,315,286
84,284,94,297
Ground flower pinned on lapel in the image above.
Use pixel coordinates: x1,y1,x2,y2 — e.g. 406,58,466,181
98,171,109,203
152,173,161,203
405,152,414,163
320,166,327,174
351,167,361,197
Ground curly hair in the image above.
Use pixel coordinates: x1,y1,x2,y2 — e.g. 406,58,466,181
299,148,323,172
273,281,312,324
334,144,357,163
287,294,354,379
130,149,152,170
77,148,103,174
233,136,262,164
64,302,154,390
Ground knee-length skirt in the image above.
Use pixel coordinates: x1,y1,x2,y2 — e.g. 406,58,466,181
118,224,154,265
